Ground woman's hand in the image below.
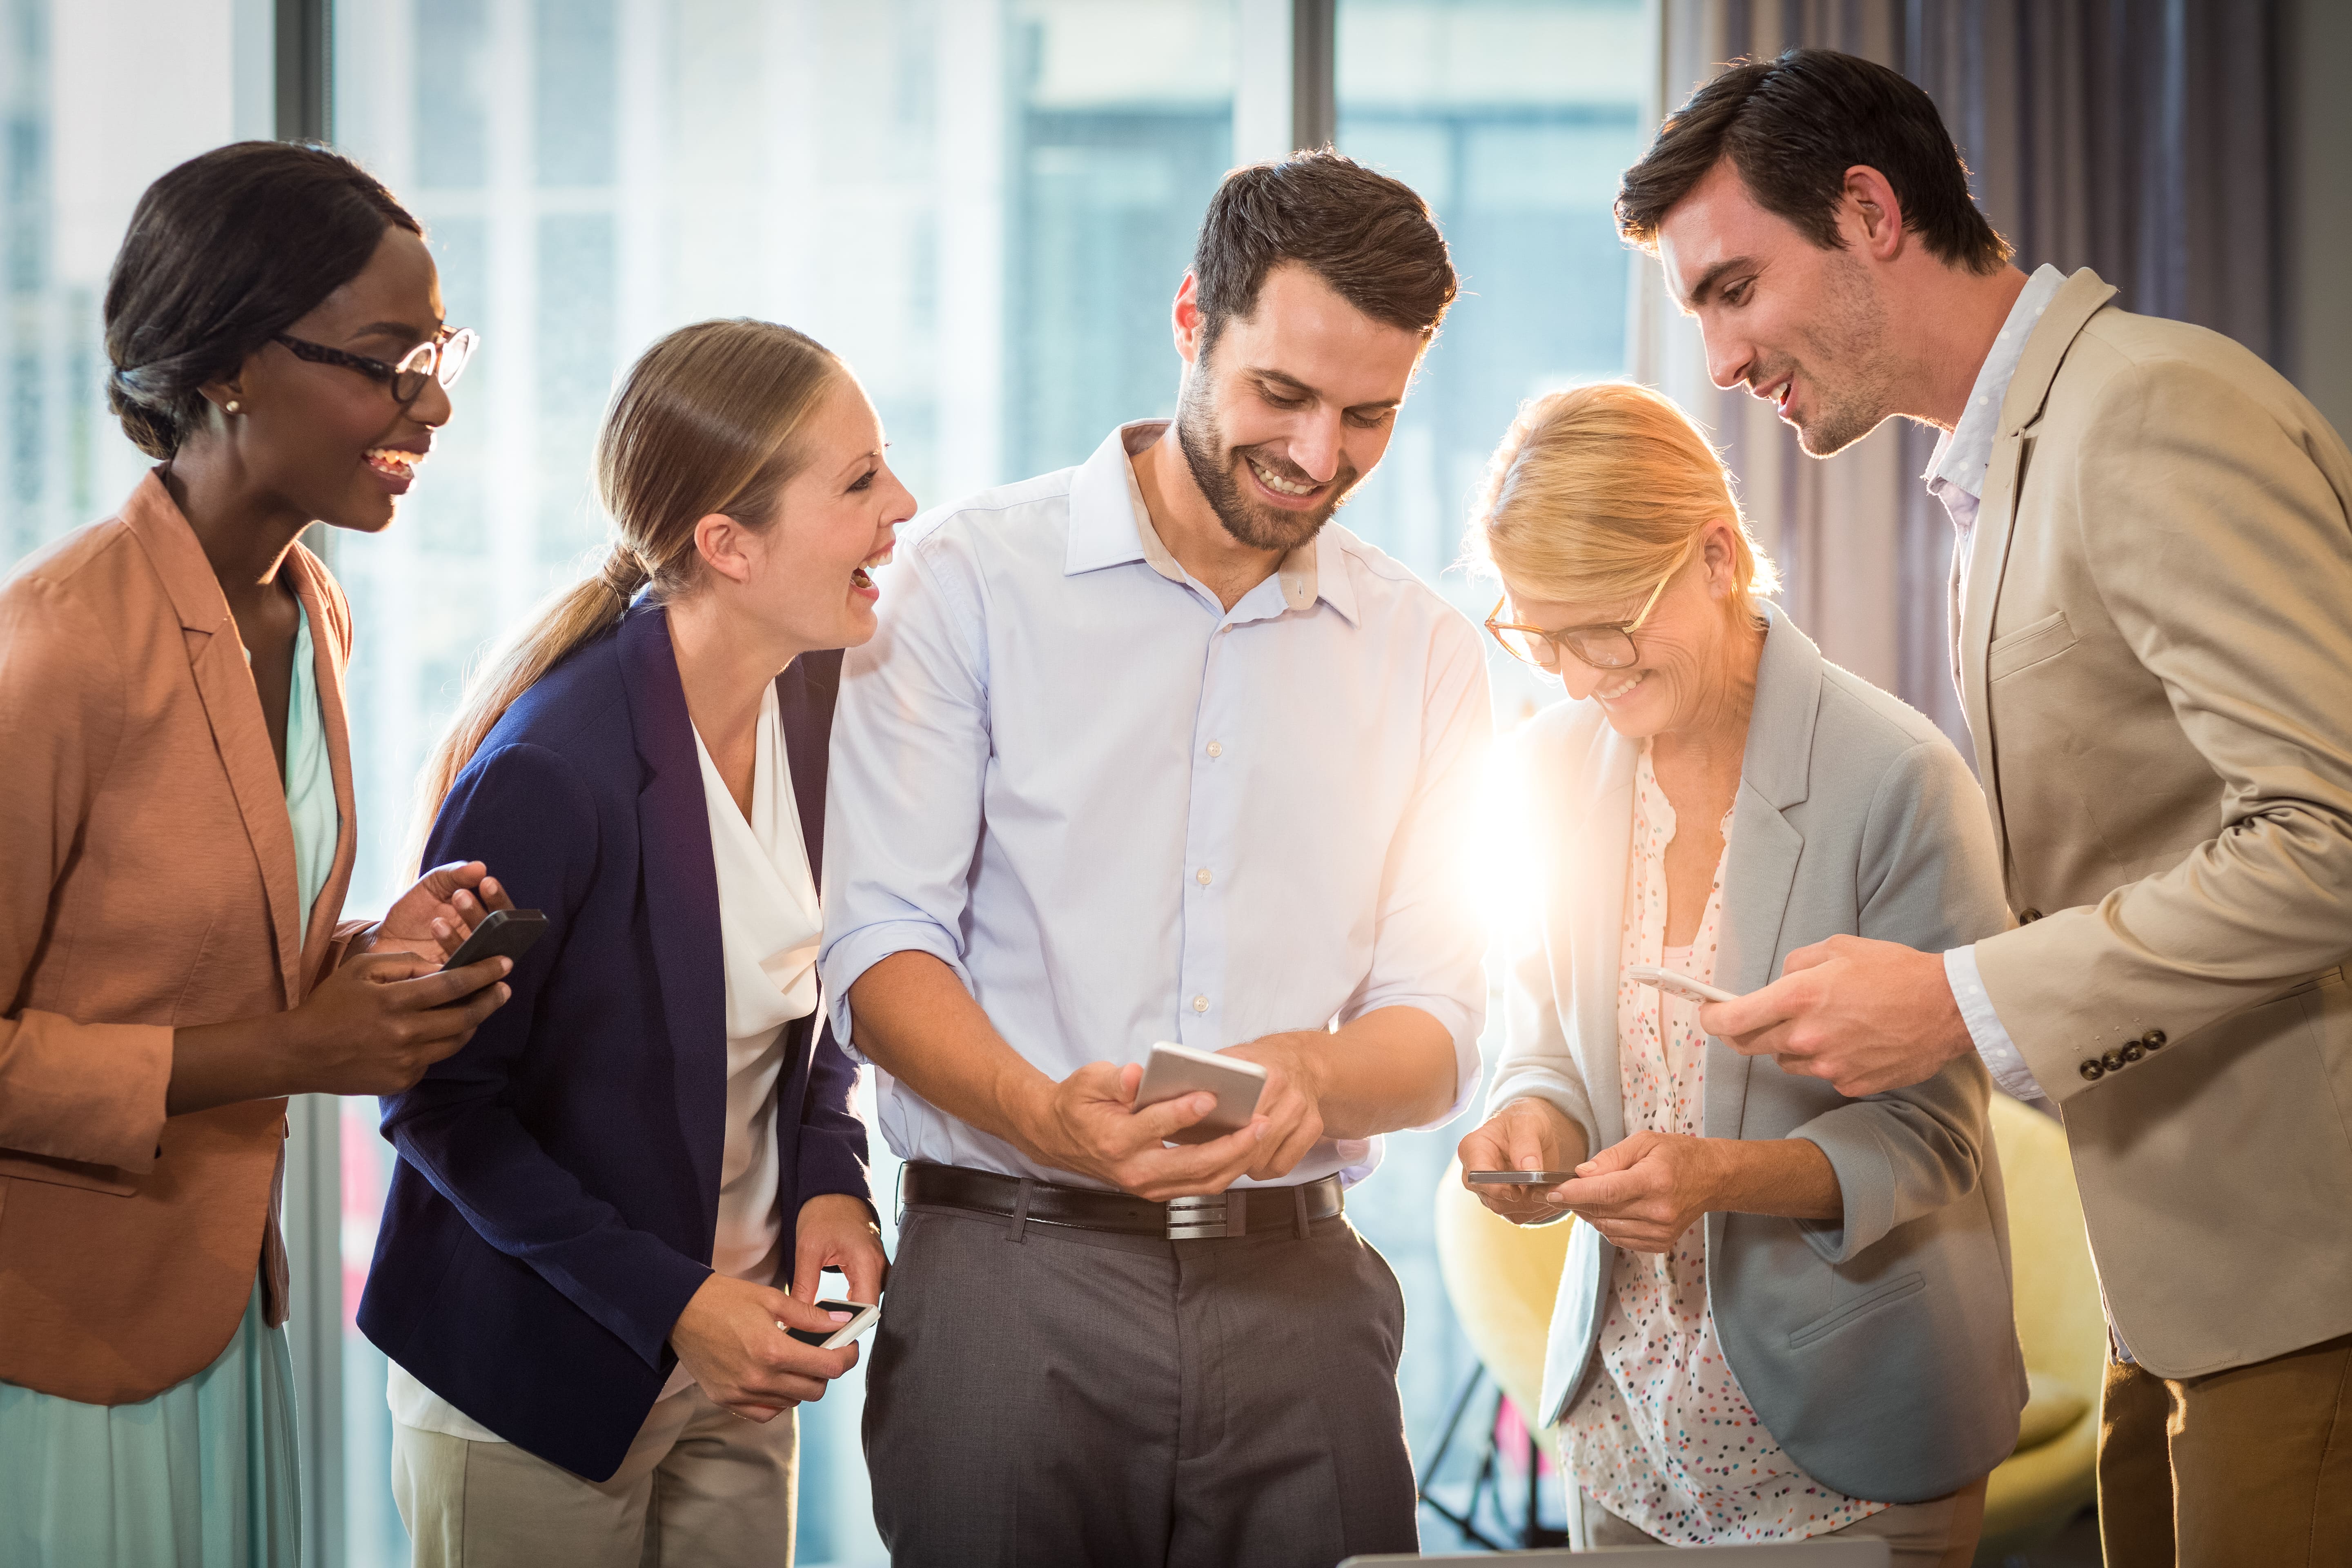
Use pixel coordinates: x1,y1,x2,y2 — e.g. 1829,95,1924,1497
1549,1131,1728,1252
1457,1097,1589,1224
670,1273,860,1422
1550,1133,1841,1252
791,1193,890,1308
353,860,515,964
168,951,512,1114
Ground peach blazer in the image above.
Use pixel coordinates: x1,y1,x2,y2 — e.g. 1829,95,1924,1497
0,473,362,1405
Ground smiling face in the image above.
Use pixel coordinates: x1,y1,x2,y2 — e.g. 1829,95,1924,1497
1173,262,1426,552
1498,520,1756,741
705,375,915,654
1656,158,1904,457
207,225,455,532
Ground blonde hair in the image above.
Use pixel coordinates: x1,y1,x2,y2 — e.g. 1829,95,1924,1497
1470,381,1777,614
411,319,844,856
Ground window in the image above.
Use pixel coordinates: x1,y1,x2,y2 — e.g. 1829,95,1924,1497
4,4,1645,1561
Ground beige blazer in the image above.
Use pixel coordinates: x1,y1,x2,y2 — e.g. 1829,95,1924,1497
0,474,361,1404
1960,267,2352,1376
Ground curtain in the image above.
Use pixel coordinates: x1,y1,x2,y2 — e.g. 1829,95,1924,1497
1624,0,2290,744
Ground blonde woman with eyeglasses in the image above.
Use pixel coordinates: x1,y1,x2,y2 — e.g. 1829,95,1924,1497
1457,381,2025,1566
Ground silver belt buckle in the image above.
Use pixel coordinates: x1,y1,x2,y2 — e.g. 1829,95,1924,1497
1164,1193,1229,1240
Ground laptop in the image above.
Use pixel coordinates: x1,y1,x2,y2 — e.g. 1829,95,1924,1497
1341,1541,1890,1566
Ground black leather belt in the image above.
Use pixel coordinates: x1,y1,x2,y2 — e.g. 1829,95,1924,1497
900,1161,1343,1241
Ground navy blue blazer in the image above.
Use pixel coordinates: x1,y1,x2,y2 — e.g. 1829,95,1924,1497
356,602,870,1481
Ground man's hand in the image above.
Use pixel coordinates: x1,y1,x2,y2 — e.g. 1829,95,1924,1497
1548,1131,1729,1253
791,1193,889,1309
1699,934,1971,1097
355,861,517,964
1016,1060,1269,1201
669,1274,859,1423
1456,1097,1588,1224
1219,1035,1327,1182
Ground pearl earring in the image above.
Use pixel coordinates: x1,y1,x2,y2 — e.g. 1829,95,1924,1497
225,400,241,414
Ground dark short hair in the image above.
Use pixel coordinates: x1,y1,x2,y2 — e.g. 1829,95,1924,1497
1193,149,1457,350
1617,48,2010,275
105,141,422,458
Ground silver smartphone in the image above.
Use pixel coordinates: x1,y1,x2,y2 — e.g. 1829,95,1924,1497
782,1298,881,1350
1624,961,1742,1007
1134,1041,1268,1145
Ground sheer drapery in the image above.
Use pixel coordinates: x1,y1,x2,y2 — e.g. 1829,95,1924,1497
1626,1,2291,744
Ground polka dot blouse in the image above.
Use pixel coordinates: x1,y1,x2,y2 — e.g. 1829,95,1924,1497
1560,746,1887,1546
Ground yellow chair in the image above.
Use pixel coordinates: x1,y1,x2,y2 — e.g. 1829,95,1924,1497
1431,1095,2105,1561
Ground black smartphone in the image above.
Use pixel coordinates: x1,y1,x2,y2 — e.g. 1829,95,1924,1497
441,908,548,971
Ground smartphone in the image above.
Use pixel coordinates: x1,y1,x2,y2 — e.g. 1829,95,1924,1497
1465,1169,1575,1186
1134,1041,1268,1146
441,908,548,972
783,1299,881,1350
1625,961,1740,1007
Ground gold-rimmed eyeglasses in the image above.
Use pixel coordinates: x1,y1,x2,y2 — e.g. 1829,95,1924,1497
1484,537,1694,672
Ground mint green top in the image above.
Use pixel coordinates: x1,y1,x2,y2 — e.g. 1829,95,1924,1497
283,599,339,928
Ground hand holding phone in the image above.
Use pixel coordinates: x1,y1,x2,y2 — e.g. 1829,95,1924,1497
782,1298,881,1350
1465,1169,1575,1186
1133,1042,1268,1147
441,908,548,973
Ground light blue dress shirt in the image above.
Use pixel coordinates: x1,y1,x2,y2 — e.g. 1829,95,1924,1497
819,421,1492,1190
1927,263,2067,1107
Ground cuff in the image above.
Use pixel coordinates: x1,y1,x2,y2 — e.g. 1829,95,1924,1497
816,922,976,1066
1945,945,2048,1104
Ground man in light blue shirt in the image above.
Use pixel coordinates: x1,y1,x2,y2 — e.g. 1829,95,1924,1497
820,151,1490,1566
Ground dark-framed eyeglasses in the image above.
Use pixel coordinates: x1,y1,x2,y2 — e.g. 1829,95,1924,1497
1484,539,1693,673
271,325,479,404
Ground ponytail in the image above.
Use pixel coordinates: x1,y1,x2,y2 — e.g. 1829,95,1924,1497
408,320,842,866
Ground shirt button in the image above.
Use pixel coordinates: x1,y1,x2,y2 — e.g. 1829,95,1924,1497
2078,1059,2105,1082
1206,741,1223,757
1192,995,1209,1013
1195,868,1212,886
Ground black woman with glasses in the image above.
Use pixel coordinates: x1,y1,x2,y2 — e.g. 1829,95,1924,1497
0,141,513,1568
1456,381,2025,1563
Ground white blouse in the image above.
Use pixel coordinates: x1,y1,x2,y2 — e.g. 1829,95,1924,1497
1561,746,1884,1545
390,682,822,1438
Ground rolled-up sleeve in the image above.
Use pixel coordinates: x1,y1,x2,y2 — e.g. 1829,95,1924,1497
1789,738,2009,1263
1340,616,1493,1127
817,534,993,1058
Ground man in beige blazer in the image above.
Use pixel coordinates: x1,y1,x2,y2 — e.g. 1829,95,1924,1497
1612,47,2352,1568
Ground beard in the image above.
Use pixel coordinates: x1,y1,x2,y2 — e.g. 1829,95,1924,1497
1174,364,1361,554
1772,249,1902,457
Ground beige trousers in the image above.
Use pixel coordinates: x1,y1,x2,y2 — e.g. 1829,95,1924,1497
392,1387,797,1568
1576,1475,1987,1567
2098,1330,2352,1568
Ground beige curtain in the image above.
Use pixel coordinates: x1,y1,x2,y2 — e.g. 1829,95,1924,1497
1625,0,2291,745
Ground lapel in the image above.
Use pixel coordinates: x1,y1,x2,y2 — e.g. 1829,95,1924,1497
1557,717,1636,1153
1958,268,2118,859
283,544,359,986
614,602,729,1222
118,474,307,1005
775,648,841,886
1707,606,1819,1140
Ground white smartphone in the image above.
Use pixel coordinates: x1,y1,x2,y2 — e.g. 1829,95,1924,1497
1625,962,1742,1007
783,1298,881,1350
1134,1041,1268,1145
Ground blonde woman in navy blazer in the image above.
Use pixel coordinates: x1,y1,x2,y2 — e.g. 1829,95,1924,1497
1458,383,2025,1566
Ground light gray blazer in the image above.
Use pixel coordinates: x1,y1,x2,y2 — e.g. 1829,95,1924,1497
1488,605,2029,1504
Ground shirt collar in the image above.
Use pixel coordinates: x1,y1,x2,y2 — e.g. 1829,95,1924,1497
1062,419,1352,623
1924,263,2069,507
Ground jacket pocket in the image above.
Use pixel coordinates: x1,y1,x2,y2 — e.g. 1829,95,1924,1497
0,1149,138,1197
1787,1270,1925,1350
1987,610,2076,682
